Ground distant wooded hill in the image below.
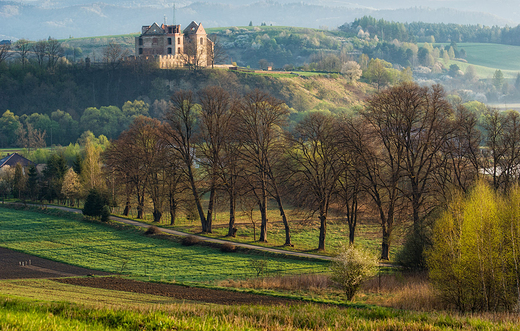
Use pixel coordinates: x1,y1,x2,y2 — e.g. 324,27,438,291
0,0,513,41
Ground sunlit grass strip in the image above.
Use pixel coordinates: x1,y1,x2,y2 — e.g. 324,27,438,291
0,206,327,282
1,281,519,330
0,279,182,309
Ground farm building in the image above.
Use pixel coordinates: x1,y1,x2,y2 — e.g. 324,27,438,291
0,153,35,169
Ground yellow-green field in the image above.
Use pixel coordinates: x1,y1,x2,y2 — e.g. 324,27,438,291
438,43,520,79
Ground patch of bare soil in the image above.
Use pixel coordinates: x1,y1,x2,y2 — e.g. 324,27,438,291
0,247,110,279
0,247,307,306
55,277,304,306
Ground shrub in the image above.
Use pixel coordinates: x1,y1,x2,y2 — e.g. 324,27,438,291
395,217,435,270
182,235,200,246
249,259,269,277
330,245,378,300
144,226,162,235
82,188,110,220
220,242,236,253
101,205,111,222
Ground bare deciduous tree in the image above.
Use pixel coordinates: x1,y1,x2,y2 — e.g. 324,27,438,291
208,34,227,68
0,43,12,65
342,114,403,261
198,86,238,235
15,39,30,69
46,38,63,69
32,40,47,68
236,90,291,244
287,111,343,251
163,90,211,232
103,41,130,70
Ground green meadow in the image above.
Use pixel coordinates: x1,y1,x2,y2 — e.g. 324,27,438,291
437,43,520,79
0,206,327,283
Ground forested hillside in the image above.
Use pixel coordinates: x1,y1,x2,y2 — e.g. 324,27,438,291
344,16,520,45
0,61,369,147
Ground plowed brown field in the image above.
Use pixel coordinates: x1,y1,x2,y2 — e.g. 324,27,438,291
0,247,302,306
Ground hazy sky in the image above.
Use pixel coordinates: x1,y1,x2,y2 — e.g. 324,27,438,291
1,0,518,40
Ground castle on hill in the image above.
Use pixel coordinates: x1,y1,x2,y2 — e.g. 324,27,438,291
135,21,214,69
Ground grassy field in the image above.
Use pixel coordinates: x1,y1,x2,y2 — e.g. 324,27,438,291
113,199,401,259
1,279,520,330
0,206,327,283
3,206,520,329
437,43,520,79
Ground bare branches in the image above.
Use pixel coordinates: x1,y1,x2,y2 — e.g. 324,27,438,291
0,43,12,66
286,111,343,250
103,41,130,70
15,39,30,69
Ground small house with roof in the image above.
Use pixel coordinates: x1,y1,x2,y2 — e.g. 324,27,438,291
0,153,35,169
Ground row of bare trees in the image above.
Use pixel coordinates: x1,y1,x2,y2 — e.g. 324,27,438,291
0,38,64,69
103,83,520,258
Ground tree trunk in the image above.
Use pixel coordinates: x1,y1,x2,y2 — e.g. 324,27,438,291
136,187,145,219
137,205,144,219
274,195,292,246
227,190,237,237
346,195,358,245
259,177,268,242
123,198,130,216
153,209,162,223
259,208,268,242
169,192,177,225
318,212,327,251
205,185,216,233
187,165,207,232
381,227,392,260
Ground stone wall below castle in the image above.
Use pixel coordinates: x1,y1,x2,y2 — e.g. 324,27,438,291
157,54,185,69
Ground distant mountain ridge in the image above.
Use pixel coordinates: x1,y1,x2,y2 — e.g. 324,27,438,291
0,0,514,41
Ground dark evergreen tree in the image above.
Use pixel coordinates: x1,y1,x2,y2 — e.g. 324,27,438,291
26,164,39,201
83,188,110,221
42,153,68,203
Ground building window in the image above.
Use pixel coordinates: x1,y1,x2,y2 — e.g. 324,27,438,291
200,37,204,45
178,47,181,54
167,47,172,54
138,38,143,46
139,48,143,55
178,37,181,44
152,38,158,45
168,38,172,45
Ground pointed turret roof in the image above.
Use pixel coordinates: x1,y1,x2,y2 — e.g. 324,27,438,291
183,21,206,35
142,22,165,35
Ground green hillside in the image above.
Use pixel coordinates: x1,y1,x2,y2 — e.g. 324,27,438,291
438,43,520,79
59,25,353,69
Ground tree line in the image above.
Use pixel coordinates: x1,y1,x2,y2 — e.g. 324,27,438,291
0,100,151,148
343,15,520,46
4,83,520,262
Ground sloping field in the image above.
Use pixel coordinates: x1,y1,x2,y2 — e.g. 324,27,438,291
441,43,520,79
0,207,327,283
462,43,520,71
